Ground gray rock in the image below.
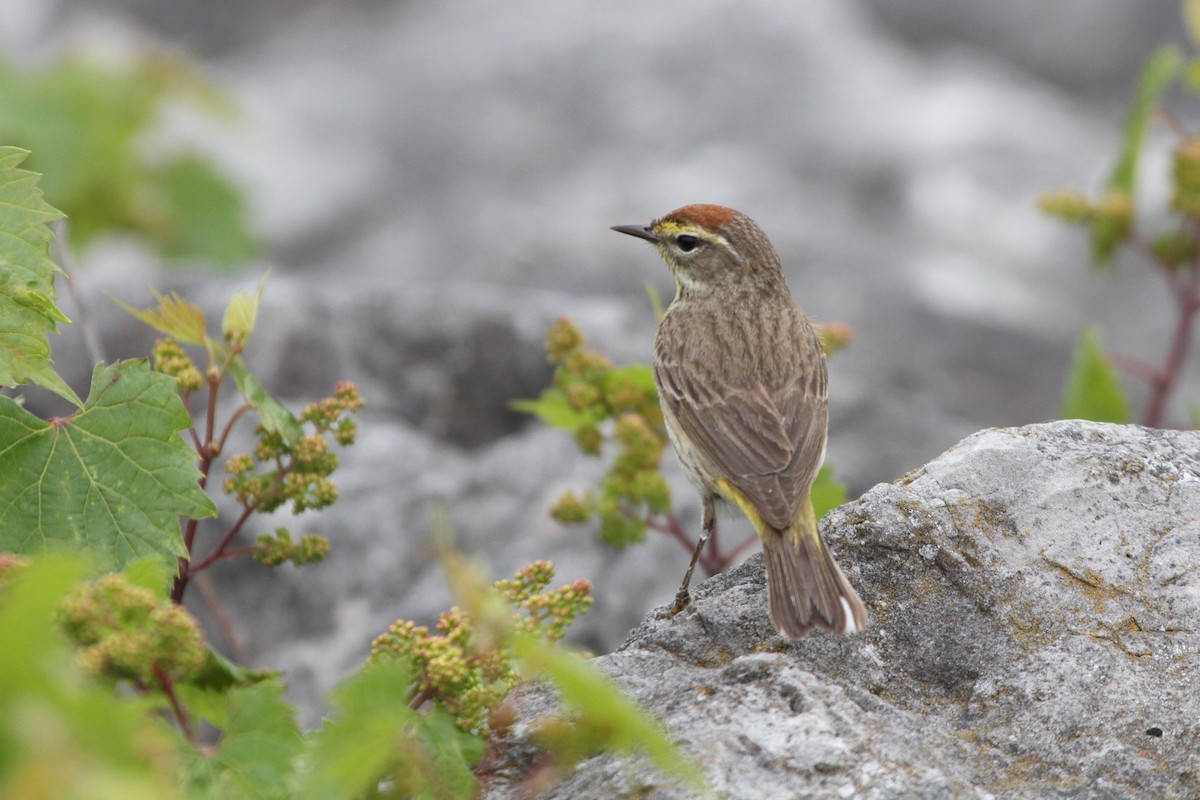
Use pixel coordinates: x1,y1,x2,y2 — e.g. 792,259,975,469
482,421,1200,799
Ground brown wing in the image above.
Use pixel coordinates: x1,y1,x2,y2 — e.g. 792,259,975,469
654,303,828,531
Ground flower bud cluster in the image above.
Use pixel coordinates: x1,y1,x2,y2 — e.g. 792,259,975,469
58,574,206,686
370,561,592,734
254,528,330,566
222,381,362,520
152,338,204,393
1039,189,1132,263
532,318,671,548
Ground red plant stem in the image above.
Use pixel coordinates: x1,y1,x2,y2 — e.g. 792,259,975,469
1107,352,1159,384
409,684,436,711
1143,264,1200,427
723,532,761,566
153,664,195,743
644,513,721,575
186,504,258,577
215,403,252,454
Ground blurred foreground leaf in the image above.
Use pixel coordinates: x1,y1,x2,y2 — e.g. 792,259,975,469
0,556,185,799
0,55,255,264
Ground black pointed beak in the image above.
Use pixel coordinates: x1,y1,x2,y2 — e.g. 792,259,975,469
610,224,660,243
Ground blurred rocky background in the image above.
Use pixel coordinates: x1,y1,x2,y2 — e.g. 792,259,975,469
2,0,1194,722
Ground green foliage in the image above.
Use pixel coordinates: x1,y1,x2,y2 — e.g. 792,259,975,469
0,557,186,800
0,360,216,572
0,118,702,800
1108,46,1182,195
436,546,706,796
1040,10,1200,429
0,146,79,405
810,464,850,521
299,659,482,800
0,55,256,264
371,560,594,735
183,682,302,800
1062,326,1131,423
514,316,668,548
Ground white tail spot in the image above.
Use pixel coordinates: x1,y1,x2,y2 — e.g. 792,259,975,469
840,597,861,635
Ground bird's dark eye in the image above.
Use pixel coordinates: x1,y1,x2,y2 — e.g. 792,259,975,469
676,235,700,253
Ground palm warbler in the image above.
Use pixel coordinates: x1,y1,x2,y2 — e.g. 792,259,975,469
612,204,868,638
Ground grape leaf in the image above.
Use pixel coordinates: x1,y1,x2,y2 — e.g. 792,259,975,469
1061,326,1130,424
0,146,80,406
184,681,301,800
0,359,216,571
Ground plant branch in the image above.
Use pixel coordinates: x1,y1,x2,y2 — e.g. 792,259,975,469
1143,263,1200,427
644,512,721,575
152,664,195,743
186,503,258,577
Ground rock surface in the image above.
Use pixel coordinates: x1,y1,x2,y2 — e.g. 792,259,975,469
483,421,1200,799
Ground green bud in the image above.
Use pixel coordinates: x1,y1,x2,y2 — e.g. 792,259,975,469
1038,189,1092,222
1173,136,1200,217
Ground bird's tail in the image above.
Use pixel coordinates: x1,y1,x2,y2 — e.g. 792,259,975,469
762,494,868,639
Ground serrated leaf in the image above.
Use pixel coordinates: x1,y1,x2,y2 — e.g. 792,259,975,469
0,360,216,571
1061,326,1130,423
184,681,301,800
0,146,81,406
114,288,207,344
222,275,267,345
227,356,302,441
1108,46,1182,194
510,388,604,430
810,464,848,520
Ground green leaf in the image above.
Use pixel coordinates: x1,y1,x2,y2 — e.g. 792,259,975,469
184,681,301,800
222,274,267,346
227,356,303,441
0,146,81,406
510,387,604,430
1189,402,1200,430
604,363,657,395
0,55,254,265
159,154,258,266
1061,326,1130,423
514,635,706,793
810,464,849,520
303,639,484,800
1107,45,1182,194
113,287,207,345
0,360,216,571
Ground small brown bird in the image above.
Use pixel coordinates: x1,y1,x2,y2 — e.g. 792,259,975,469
612,204,868,638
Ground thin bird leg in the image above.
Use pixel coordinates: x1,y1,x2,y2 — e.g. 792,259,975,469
671,498,716,615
